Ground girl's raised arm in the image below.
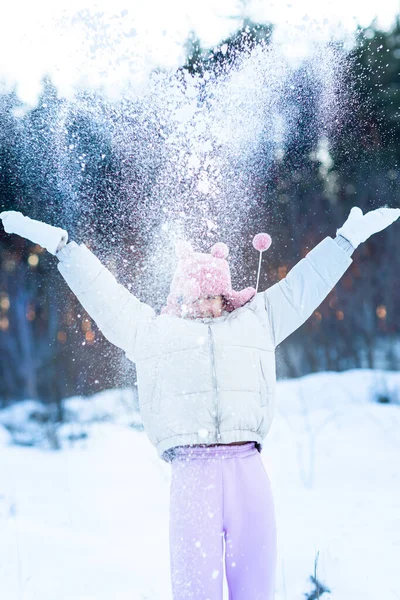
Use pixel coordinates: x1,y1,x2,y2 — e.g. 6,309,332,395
262,206,400,347
0,211,155,362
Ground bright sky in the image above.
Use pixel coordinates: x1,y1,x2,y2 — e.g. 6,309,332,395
0,0,398,105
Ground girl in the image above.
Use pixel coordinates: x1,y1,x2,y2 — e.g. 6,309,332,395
1,206,399,599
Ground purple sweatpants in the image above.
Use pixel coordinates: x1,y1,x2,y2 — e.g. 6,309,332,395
169,442,277,599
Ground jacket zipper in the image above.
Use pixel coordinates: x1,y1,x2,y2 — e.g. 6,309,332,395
208,325,221,442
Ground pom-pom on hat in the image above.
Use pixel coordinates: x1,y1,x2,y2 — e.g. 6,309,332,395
210,242,229,259
252,232,273,292
253,233,272,253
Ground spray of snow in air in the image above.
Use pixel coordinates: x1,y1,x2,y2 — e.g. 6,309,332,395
0,7,350,309
131,40,348,299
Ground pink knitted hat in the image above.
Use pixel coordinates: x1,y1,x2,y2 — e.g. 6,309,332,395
162,237,270,316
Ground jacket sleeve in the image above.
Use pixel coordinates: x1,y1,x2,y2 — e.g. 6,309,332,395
262,236,353,347
57,242,155,361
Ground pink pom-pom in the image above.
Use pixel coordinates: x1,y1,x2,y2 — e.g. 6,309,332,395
252,233,272,252
175,240,193,259
211,242,229,259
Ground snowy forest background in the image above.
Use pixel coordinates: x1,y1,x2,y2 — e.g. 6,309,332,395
1,18,399,407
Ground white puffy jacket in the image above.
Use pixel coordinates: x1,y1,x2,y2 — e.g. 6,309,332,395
57,237,352,461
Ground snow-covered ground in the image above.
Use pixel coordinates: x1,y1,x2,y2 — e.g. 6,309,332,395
1,369,400,600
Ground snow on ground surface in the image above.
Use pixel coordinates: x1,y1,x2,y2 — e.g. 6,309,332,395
1,369,400,599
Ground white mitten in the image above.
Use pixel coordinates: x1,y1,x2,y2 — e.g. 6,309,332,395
0,210,68,255
337,206,400,249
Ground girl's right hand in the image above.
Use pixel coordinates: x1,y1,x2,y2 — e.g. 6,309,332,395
0,210,68,255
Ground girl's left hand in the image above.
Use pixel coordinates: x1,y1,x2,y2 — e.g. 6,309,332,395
337,206,400,249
